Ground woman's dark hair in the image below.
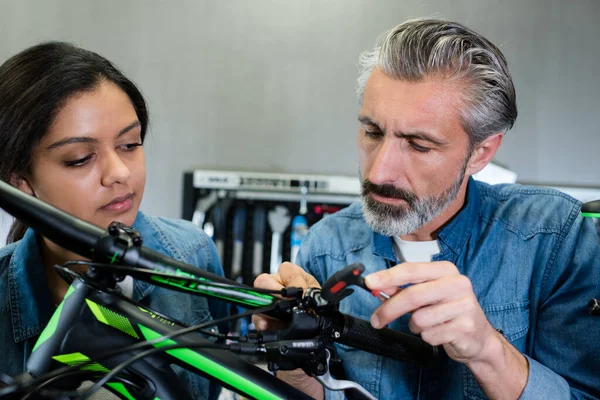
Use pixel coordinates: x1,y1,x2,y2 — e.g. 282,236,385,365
0,41,149,244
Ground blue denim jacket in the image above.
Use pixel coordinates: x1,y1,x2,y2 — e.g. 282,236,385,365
297,178,600,399
0,211,228,399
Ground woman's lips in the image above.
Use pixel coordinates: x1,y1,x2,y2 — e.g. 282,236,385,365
101,194,133,213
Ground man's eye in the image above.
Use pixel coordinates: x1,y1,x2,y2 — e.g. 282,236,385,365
409,141,431,153
365,129,383,138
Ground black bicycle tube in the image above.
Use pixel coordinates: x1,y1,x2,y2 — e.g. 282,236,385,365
81,290,313,400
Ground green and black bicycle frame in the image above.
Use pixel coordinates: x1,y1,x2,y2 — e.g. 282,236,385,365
26,275,312,400
0,181,313,399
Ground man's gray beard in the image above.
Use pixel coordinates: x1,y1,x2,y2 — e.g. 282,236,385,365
361,163,467,237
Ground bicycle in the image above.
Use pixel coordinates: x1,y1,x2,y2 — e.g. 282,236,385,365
0,179,438,400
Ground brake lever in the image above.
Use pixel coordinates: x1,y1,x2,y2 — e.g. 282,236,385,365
315,350,376,400
320,263,389,303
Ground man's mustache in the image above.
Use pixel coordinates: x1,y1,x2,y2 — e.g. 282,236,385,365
361,179,418,204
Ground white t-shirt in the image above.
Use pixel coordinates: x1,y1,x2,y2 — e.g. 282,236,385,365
392,236,440,263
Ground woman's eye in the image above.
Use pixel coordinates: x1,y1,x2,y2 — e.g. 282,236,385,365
121,143,143,151
64,154,92,167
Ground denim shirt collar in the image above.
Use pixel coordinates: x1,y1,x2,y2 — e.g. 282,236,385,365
371,233,396,263
9,211,154,343
371,177,481,261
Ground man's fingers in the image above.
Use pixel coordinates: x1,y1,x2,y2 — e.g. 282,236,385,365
254,273,285,291
408,298,470,334
253,263,320,333
380,287,402,298
278,262,321,289
419,316,478,348
252,314,287,331
252,315,269,331
371,275,473,328
365,261,459,290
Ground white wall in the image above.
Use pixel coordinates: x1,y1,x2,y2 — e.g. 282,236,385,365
0,0,598,228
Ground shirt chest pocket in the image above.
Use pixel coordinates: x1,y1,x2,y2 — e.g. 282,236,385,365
462,301,530,399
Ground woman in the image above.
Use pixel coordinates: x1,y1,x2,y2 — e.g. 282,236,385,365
0,42,227,399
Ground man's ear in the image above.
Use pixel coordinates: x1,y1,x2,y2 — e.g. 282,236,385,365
466,133,504,176
9,174,36,196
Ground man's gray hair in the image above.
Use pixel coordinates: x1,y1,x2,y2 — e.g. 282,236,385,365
357,18,517,145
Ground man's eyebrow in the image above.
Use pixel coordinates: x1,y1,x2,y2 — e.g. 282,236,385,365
358,116,448,146
394,131,448,147
358,116,379,126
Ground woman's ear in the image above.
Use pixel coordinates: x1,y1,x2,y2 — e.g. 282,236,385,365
9,174,36,196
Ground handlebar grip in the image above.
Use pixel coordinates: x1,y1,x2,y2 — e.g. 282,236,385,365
336,314,439,369
0,180,103,256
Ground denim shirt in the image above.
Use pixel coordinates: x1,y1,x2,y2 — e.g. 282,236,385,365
297,178,600,399
0,211,228,399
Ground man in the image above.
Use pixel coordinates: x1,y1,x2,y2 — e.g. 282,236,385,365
254,18,600,399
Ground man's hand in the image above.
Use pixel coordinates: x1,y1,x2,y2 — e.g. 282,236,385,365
364,261,495,362
365,261,529,399
253,262,324,400
252,262,321,330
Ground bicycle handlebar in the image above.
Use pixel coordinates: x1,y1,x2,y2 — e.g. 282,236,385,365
335,313,438,368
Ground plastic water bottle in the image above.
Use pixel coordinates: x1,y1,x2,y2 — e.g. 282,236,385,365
290,215,309,264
